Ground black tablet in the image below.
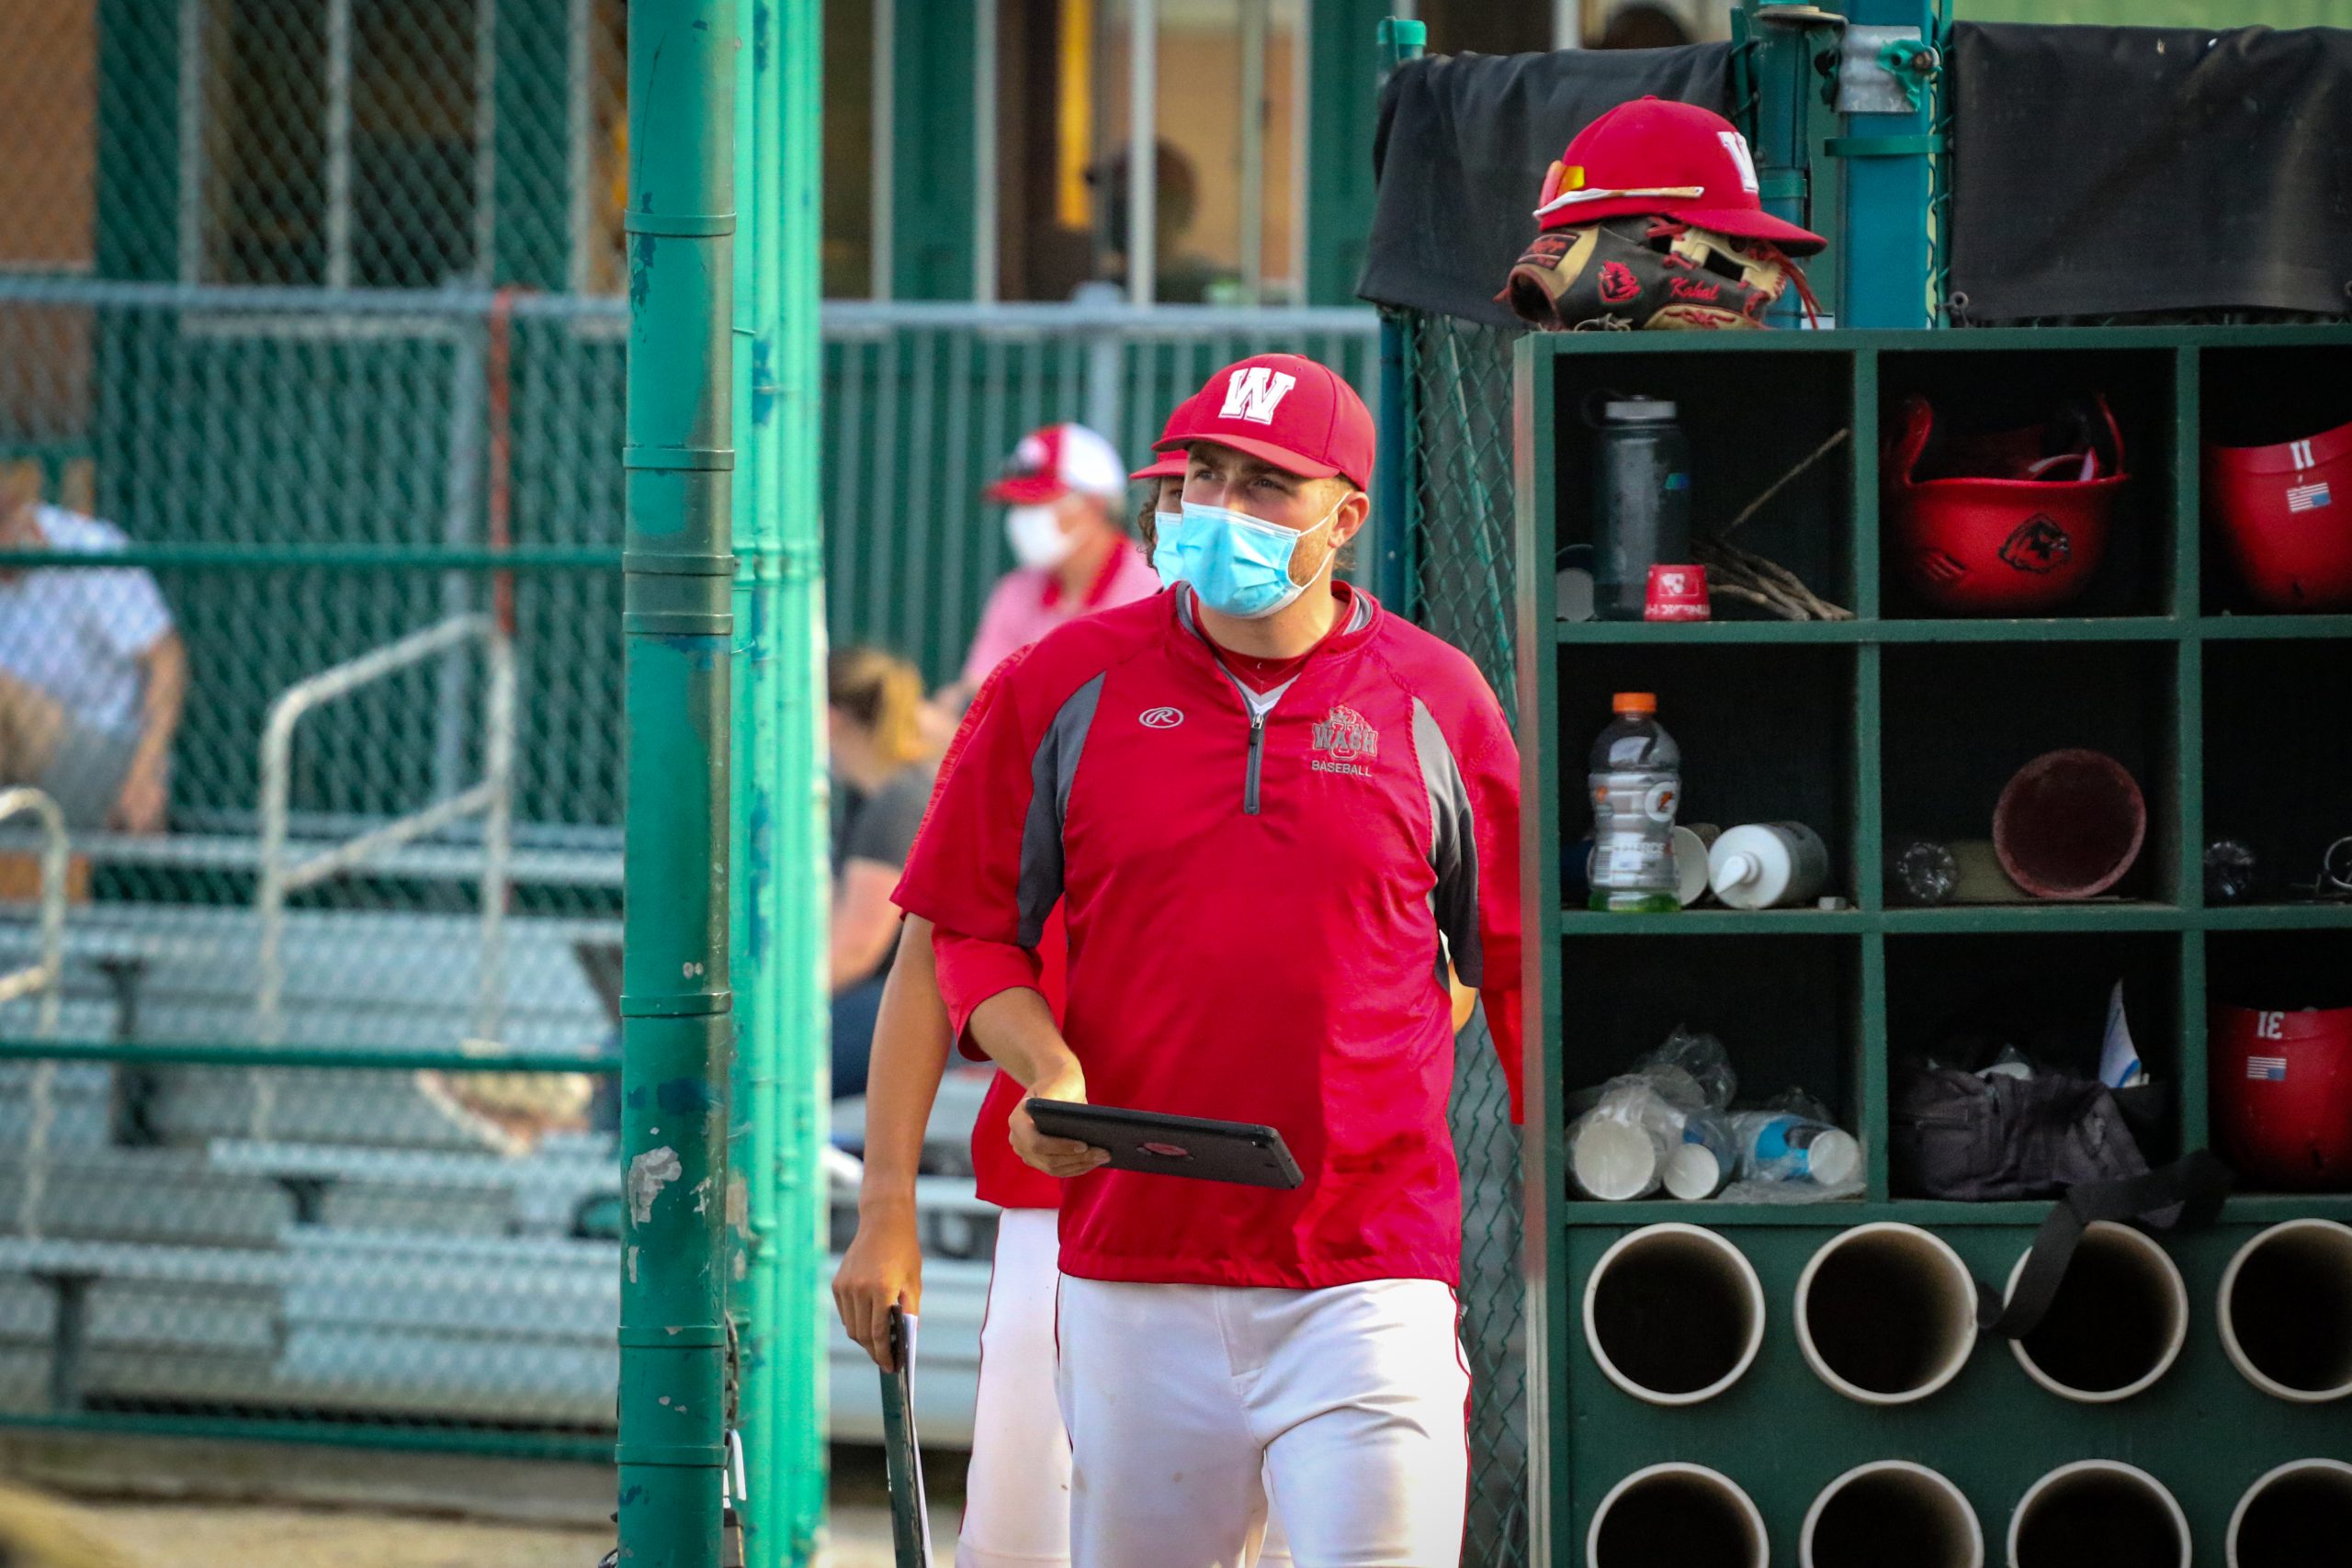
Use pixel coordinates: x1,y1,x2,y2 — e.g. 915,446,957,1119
878,1306,933,1568
1024,1100,1305,1190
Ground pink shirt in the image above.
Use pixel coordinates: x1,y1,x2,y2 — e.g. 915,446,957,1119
958,539,1161,691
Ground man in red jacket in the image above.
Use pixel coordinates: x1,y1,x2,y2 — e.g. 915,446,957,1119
896,353,1521,1568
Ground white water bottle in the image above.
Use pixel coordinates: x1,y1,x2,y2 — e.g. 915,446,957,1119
1709,822,1830,910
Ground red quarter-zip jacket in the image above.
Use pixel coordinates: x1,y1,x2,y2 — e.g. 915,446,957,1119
894,584,1522,1290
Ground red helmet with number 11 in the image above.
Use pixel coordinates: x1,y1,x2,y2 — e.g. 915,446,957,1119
2205,416,2352,613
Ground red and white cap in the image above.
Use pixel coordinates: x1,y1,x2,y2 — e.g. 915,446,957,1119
1130,391,1203,481
1534,97,1826,254
1156,353,1375,491
985,423,1128,504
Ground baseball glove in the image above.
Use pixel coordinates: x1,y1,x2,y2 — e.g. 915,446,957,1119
1501,216,1817,333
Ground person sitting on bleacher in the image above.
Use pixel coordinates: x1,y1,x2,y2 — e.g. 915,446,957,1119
828,646,937,1100
0,469,186,833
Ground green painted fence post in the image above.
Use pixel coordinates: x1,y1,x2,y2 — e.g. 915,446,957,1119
1371,16,1425,616
1740,0,1834,325
619,4,735,1566
730,0,784,1557
1830,0,1942,327
772,0,833,1559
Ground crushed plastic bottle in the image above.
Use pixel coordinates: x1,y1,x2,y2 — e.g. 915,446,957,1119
1894,840,1961,906
2204,840,2258,905
1567,1028,1741,1201
1731,1111,1861,1187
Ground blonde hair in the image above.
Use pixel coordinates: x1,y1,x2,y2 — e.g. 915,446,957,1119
827,646,927,768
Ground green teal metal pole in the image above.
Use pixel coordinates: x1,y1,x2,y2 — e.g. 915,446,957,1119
1741,0,1828,325
729,0,784,1557
1371,17,1424,616
619,4,735,1566
1832,0,1941,327
771,0,833,1559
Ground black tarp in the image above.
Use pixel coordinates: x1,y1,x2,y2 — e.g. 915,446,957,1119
1950,23,2352,322
1358,46,1733,327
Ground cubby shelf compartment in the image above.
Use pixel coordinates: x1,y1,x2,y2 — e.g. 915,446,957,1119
1516,324,2352,1568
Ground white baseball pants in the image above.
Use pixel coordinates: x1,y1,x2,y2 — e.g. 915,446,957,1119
1056,1275,1468,1568
958,1212,1295,1568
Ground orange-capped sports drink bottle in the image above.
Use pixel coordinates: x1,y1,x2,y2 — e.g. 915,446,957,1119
1589,692,1682,914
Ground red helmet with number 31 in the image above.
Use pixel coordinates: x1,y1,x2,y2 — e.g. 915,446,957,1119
2204,415,2352,613
2211,1003,2352,1190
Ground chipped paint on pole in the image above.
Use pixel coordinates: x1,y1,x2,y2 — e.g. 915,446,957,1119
618,2,736,1564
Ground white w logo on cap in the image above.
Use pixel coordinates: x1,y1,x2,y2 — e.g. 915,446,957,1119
1219,367,1297,425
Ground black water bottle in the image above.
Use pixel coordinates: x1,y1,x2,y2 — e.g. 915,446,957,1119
1593,397,1691,621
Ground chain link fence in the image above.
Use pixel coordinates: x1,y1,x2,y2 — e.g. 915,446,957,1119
1399,310,1528,1568
1,0,628,1439
0,273,629,1454
0,0,1388,1467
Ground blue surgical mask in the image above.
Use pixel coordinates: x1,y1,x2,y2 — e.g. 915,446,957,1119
1173,497,1342,620
1150,511,1187,587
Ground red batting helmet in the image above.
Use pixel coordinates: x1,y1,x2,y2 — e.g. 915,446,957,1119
1534,98,1826,255
2212,1004,2352,1191
1884,393,2127,615
2204,415,2352,612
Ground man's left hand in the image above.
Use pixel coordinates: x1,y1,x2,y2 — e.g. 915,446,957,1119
110,764,167,835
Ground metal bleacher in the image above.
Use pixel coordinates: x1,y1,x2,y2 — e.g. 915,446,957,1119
0,618,997,1449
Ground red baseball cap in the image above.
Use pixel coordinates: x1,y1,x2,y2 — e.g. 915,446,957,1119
1534,98,1826,254
1130,392,1201,481
1156,354,1375,491
984,423,1127,504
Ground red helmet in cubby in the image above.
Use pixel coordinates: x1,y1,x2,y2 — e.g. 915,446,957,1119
2204,415,2352,612
2211,1004,2352,1191
1883,393,2128,614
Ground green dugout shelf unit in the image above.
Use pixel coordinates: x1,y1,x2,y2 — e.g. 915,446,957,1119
1511,327,2352,1568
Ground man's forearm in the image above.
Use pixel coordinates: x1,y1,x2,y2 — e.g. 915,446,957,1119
856,919,950,1214
132,636,187,771
967,986,1081,1092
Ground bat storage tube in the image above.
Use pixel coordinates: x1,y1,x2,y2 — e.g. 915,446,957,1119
2001,1221,2188,1403
2007,1461,2188,1568
2218,1218,2352,1403
1581,1224,1766,1405
1795,1223,1978,1404
1801,1461,1984,1568
2227,1460,2352,1568
1587,1463,1767,1568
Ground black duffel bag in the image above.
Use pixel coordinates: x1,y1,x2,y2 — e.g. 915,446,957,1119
1892,1064,2149,1201
1893,1060,2231,1341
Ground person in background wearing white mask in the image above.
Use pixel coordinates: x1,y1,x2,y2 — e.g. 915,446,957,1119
947,423,1160,709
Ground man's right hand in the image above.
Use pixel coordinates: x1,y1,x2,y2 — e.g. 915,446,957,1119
832,1201,923,1371
1012,1067,1112,1179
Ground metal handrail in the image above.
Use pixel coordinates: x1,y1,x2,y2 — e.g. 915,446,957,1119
0,790,68,1021
0,274,1383,336
254,615,514,1134
0,788,70,1239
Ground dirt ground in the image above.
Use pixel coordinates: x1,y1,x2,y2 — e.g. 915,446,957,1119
91,1506,614,1568
18,1448,963,1568
81,1495,954,1568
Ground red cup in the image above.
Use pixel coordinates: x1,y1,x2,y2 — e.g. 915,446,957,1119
1645,564,1711,622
